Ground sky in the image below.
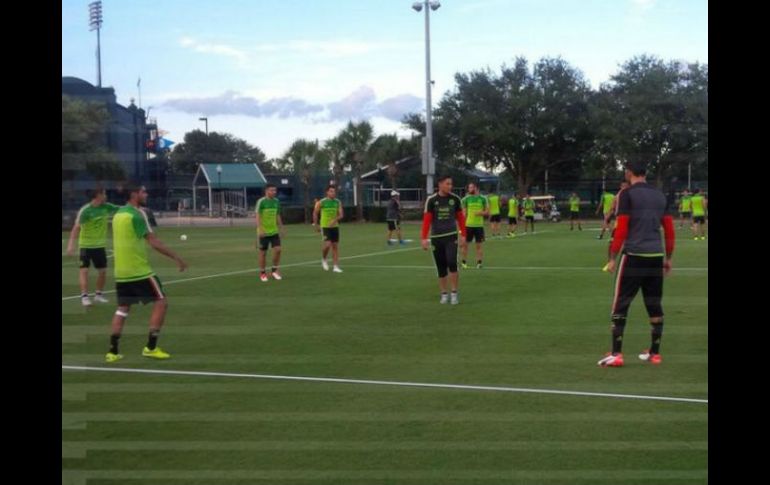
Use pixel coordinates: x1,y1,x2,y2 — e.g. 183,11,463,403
62,0,708,159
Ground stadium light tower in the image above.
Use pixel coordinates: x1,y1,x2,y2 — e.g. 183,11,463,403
412,1,441,195
88,1,103,87
199,117,209,135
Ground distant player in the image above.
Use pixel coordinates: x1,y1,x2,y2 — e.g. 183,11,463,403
487,190,502,238
386,190,405,245
596,189,616,239
522,194,536,234
690,189,707,240
461,182,489,269
568,192,582,231
506,194,519,238
678,189,692,229
313,185,344,273
66,187,121,306
255,183,284,282
421,175,467,304
105,183,188,363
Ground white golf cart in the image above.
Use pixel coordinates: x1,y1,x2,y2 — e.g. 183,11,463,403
530,195,561,222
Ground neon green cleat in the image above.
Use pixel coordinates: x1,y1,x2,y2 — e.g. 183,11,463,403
461,262,468,269
105,352,123,363
142,347,171,359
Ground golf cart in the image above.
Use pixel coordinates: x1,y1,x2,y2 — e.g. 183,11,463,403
530,195,561,222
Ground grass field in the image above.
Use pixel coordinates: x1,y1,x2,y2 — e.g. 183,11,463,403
62,220,708,485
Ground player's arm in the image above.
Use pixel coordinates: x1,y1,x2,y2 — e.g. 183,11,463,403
455,199,468,248
66,223,80,256
334,204,344,225
312,201,321,231
146,233,188,271
277,214,285,236
254,206,261,237
421,199,433,250
661,213,675,275
607,191,631,271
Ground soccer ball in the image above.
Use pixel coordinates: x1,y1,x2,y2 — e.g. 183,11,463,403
180,234,188,241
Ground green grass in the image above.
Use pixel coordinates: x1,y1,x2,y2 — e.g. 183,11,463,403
62,221,708,485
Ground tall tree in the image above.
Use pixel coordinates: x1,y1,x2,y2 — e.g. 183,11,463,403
278,139,328,222
338,121,375,221
170,130,268,174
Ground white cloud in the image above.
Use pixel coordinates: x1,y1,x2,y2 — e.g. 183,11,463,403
177,37,249,65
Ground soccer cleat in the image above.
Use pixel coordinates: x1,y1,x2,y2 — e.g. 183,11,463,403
399,240,407,245
333,266,343,273
81,296,93,307
271,271,282,280
387,240,394,246
105,352,123,363
440,293,449,304
461,262,468,269
450,292,459,305
693,236,698,240
638,350,662,364
476,263,483,269
321,259,330,271
259,273,269,282
597,352,624,367
142,347,171,359
94,294,109,303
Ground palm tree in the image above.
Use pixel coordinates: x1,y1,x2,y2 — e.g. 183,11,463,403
324,135,347,194
338,121,374,221
281,139,328,223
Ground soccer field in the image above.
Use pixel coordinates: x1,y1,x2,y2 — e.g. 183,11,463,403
62,221,708,485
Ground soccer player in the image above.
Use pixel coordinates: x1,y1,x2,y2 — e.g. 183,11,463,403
313,185,344,273
606,182,630,259
596,189,616,239
66,187,121,306
487,190,502,238
421,175,467,304
386,190,405,245
598,161,675,367
255,183,284,282
506,194,519,238
690,189,707,240
461,182,489,269
105,183,188,363
522,194,536,234
568,192,582,231
678,189,693,229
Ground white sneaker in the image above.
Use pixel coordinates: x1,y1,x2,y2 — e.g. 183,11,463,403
94,294,109,303
440,293,449,304
271,271,283,280
81,296,93,307
450,292,459,305
333,266,343,273
322,259,329,271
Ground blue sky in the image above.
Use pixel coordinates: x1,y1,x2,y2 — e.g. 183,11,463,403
62,0,708,158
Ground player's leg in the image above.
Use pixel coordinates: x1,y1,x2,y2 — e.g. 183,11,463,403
599,255,641,366
461,231,472,268
639,257,665,363
78,249,92,306
106,303,130,362
447,236,460,303
432,238,450,302
143,276,170,359
258,244,268,280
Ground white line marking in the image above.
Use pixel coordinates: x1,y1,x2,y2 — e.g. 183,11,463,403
61,365,707,404
335,264,708,272
61,246,422,301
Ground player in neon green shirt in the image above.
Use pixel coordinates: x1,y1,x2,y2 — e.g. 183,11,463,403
568,192,582,231
522,194,536,234
678,189,693,229
105,183,188,363
596,189,616,239
313,185,344,273
486,191,502,238
461,182,489,269
255,183,285,282
506,194,519,238
690,189,707,240
66,187,121,306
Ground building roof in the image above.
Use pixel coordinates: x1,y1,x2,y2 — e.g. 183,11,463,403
194,163,267,189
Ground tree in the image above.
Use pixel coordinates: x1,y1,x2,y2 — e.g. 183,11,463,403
323,135,348,193
62,95,125,184
369,133,420,189
170,130,268,174
338,121,375,221
278,139,328,222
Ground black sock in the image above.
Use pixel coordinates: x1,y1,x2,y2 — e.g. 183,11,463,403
462,260,467,264
611,316,626,354
96,291,102,295
650,321,664,354
477,260,482,265
109,334,120,354
81,293,88,298
147,330,160,350
271,266,277,272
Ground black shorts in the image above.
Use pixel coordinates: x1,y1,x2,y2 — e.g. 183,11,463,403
79,248,107,269
489,214,501,223
258,234,281,251
387,220,400,231
525,215,535,223
611,254,664,319
693,216,706,224
116,275,165,306
681,211,692,218
431,234,459,278
465,227,485,243
508,216,518,225
570,211,580,220
322,227,340,243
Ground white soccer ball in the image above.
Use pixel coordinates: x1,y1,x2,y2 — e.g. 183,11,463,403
180,234,188,241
